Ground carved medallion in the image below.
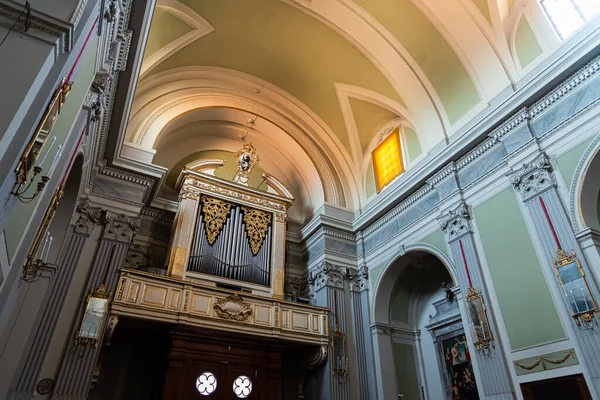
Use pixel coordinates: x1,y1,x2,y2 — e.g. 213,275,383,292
213,294,253,321
36,378,55,395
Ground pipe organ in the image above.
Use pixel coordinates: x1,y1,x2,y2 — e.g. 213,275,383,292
166,144,293,298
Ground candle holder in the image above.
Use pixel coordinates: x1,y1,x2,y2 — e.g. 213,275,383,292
553,249,599,327
12,79,70,202
465,287,494,352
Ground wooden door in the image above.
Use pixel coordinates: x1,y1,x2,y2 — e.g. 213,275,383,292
521,374,592,400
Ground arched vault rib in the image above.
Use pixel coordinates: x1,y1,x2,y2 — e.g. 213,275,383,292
124,67,361,210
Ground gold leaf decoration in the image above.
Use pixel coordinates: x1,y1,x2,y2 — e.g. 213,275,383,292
241,206,272,256
201,195,233,245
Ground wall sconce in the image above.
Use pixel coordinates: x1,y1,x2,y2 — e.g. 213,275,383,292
12,79,71,202
465,287,495,352
331,327,348,376
554,249,598,327
22,187,63,282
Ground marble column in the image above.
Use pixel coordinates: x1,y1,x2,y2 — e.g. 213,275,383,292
52,211,139,399
167,186,199,279
348,266,377,400
439,203,515,400
306,263,351,400
509,152,600,395
7,201,101,399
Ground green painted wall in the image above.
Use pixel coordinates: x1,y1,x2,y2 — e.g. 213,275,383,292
166,150,267,190
143,8,193,60
149,0,403,155
404,127,422,164
365,159,376,199
353,0,481,124
421,229,448,257
556,138,593,189
390,264,425,322
472,0,492,24
393,343,421,400
350,98,400,154
5,36,98,259
370,263,386,291
474,188,565,350
515,16,543,69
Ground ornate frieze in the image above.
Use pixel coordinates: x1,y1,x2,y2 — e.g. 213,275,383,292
438,203,472,242
102,211,140,243
509,153,556,201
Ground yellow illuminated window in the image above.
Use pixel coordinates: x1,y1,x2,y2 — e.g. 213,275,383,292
372,129,404,192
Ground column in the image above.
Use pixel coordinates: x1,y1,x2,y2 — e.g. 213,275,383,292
509,152,600,395
439,203,515,400
370,324,397,400
52,211,139,399
348,266,377,400
271,212,287,299
7,200,101,399
166,186,199,279
306,263,351,400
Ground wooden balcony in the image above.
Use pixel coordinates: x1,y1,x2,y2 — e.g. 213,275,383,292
112,269,329,345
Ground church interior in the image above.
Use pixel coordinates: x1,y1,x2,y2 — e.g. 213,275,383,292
1,0,600,399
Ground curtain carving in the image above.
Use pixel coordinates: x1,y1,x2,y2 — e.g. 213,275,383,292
241,206,272,256
200,195,233,245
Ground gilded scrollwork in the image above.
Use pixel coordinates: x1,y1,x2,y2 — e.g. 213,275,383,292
241,206,272,255
200,195,233,245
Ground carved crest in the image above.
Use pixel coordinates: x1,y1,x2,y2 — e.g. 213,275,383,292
213,294,253,321
241,206,271,255
233,142,259,185
201,195,233,245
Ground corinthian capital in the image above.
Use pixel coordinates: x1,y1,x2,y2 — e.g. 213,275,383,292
508,153,556,201
438,203,471,242
103,211,140,243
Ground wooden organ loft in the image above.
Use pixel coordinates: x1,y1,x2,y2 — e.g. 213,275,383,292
110,142,328,399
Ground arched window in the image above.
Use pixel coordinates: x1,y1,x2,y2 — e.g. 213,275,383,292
540,0,599,39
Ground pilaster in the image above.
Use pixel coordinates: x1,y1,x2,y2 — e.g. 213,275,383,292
509,152,600,396
439,203,515,400
166,187,199,279
52,210,139,399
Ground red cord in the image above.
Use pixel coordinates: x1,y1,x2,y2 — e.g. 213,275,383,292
539,196,561,250
65,17,99,83
333,290,339,328
459,240,473,287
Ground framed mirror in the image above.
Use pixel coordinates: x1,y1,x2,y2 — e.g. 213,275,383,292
465,287,494,351
554,249,598,325
331,328,347,376
14,79,71,192
75,284,110,347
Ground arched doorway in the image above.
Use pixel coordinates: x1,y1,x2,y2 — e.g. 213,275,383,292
372,248,480,400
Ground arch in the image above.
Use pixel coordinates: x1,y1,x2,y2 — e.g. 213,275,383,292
571,134,600,232
371,243,458,324
125,67,360,210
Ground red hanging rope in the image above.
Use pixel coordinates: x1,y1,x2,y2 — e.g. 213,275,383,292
539,196,561,250
101,244,116,285
65,17,99,83
459,239,473,287
333,290,339,328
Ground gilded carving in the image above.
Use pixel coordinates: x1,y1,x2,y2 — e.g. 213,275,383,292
241,206,272,255
200,195,233,245
514,349,576,372
116,277,126,301
213,294,253,321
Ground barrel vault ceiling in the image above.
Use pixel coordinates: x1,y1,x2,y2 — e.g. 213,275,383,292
124,0,564,223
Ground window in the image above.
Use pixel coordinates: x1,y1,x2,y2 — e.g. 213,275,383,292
372,129,404,192
233,375,252,398
540,0,599,39
196,372,217,396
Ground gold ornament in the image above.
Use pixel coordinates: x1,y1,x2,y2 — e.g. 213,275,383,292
200,195,233,245
241,206,272,255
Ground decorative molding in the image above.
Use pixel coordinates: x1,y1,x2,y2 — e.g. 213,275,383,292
513,348,578,376
508,153,556,201
438,203,472,242
308,262,345,293
72,200,102,235
123,244,146,269
213,294,253,322
102,211,140,242
348,265,368,292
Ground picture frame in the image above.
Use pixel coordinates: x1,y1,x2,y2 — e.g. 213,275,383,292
331,327,347,376
75,284,111,347
465,287,494,351
553,249,598,325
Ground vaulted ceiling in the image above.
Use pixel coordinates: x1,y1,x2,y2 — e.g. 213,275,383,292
124,0,565,224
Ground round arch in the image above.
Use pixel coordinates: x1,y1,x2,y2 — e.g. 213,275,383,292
571,134,600,232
